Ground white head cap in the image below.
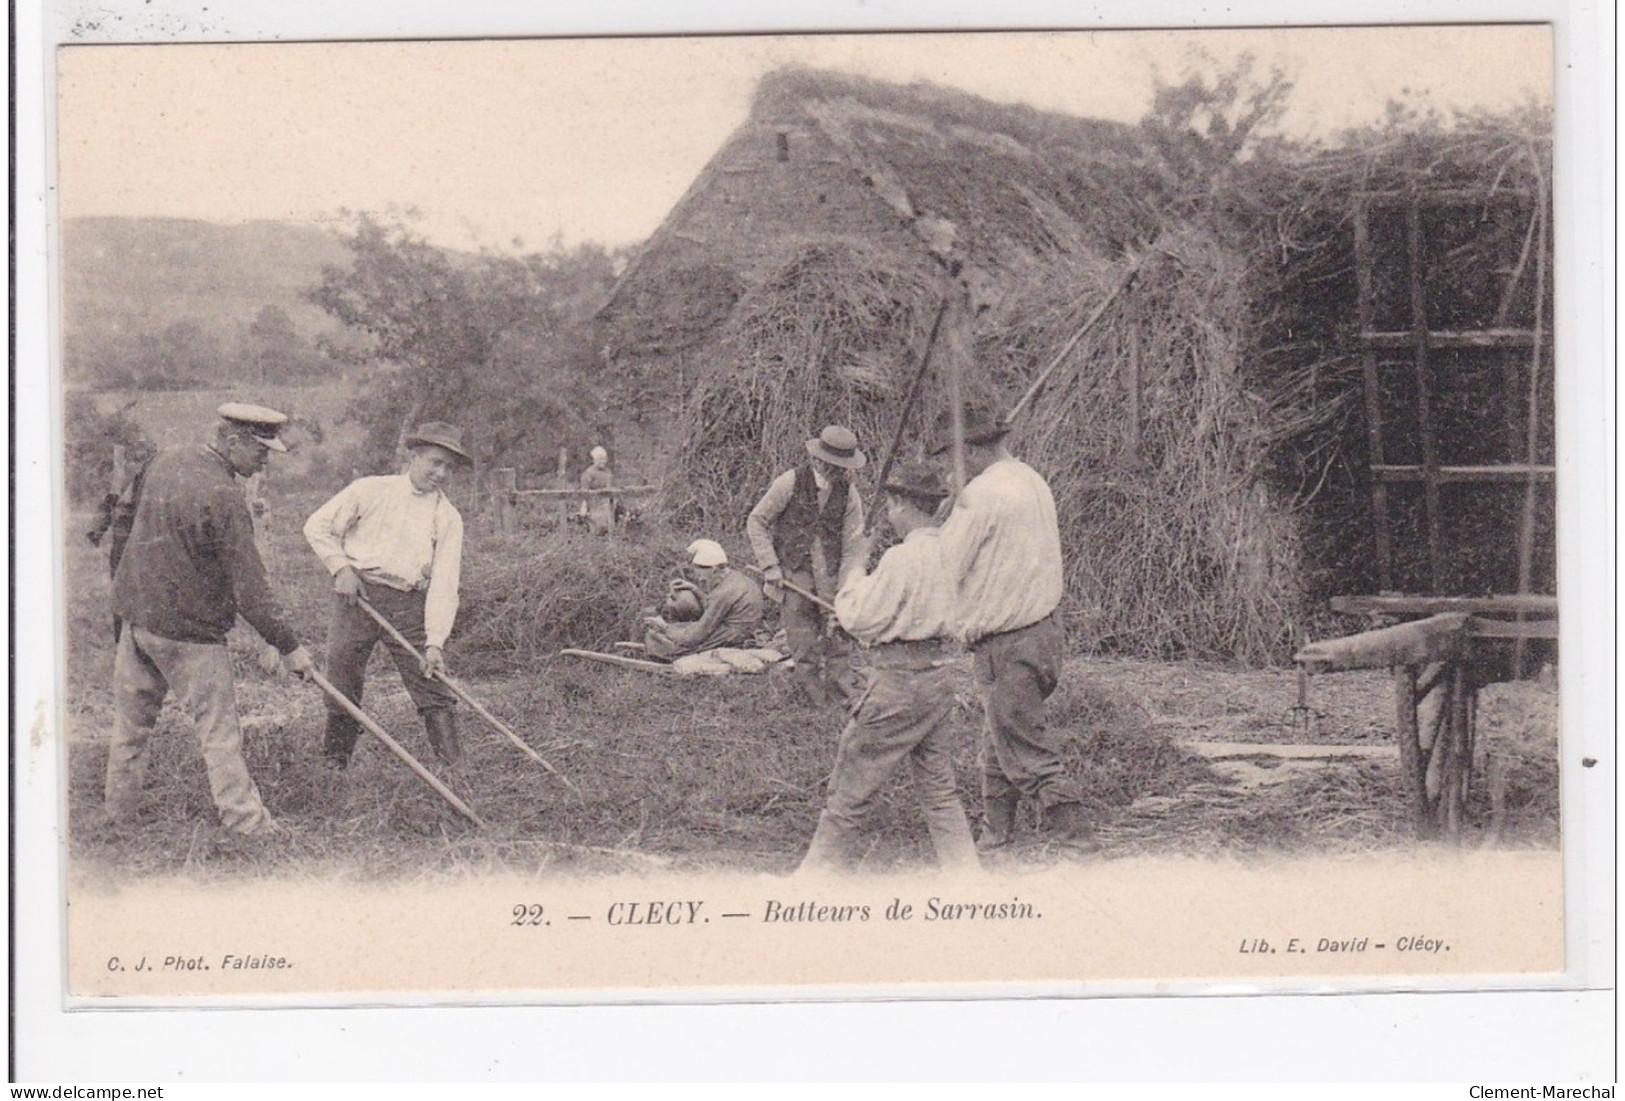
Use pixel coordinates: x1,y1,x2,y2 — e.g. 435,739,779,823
590,446,609,463
686,539,728,568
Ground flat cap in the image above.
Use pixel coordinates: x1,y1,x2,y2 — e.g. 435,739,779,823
218,402,289,452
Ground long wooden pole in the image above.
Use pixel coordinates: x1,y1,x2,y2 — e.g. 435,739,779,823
1005,253,1149,424
357,600,579,794
309,670,489,829
871,294,952,504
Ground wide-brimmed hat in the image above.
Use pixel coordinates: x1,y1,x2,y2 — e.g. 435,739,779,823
927,403,1009,456
218,402,289,452
804,424,866,470
403,422,472,463
881,460,950,508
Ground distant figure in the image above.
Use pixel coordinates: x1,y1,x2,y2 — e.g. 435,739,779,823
642,539,764,661
87,439,156,641
747,424,866,706
579,445,615,534
303,422,471,770
105,403,315,838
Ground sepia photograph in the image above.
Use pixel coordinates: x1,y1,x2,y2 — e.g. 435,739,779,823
13,0,1614,1081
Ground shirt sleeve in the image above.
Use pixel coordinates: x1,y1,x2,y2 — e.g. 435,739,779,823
303,483,364,575
834,543,909,644
839,485,866,570
220,484,299,653
745,470,795,569
423,501,464,650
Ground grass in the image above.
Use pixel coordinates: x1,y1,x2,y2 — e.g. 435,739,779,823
62,479,1561,882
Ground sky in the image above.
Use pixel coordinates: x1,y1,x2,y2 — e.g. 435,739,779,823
55,26,1552,253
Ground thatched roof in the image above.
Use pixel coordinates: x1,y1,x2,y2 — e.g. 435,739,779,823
598,67,1155,358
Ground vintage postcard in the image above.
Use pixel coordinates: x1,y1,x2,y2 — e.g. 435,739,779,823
13,2,1614,1079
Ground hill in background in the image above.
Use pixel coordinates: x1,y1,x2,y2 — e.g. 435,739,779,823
61,216,354,390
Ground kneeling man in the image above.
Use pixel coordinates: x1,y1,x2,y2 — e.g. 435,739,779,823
304,422,470,768
643,539,764,661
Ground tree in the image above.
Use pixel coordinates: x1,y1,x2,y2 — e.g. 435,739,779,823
307,215,618,472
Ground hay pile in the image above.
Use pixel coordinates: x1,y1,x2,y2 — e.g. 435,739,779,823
670,228,1317,664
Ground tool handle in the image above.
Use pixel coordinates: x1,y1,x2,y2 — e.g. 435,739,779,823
309,669,488,829
356,599,578,793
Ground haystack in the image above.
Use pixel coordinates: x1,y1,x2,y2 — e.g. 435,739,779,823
603,70,1554,666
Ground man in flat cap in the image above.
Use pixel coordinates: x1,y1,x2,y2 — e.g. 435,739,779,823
930,403,1096,851
798,461,978,874
105,403,315,837
747,424,867,706
642,539,764,661
303,422,470,769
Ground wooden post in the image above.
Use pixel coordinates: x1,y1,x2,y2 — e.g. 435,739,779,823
1394,666,1434,837
557,447,569,526
494,468,516,535
1123,323,1141,465
110,444,127,494
1352,200,1394,591
1406,201,1445,593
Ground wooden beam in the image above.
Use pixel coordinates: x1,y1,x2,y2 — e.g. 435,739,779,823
1358,328,1547,349
514,485,658,501
1357,188,1536,204
1371,463,1554,483
1330,594,1558,616
1293,612,1470,673
1468,617,1559,640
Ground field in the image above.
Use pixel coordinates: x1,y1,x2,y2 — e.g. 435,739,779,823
62,480,1560,882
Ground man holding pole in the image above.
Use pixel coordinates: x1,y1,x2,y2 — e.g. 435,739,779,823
746,424,867,707
303,422,470,769
105,403,316,837
797,461,979,874
930,403,1096,851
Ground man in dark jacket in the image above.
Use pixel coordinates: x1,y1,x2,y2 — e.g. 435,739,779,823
746,425,866,706
105,403,315,836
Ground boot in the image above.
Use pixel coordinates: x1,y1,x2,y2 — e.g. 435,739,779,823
795,813,855,875
322,712,361,769
1043,801,1102,853
976,790,1020,851
424,709,463,768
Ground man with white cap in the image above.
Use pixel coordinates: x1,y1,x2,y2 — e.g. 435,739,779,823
746,424,867,706
303,422,471,769
579,444,615,534
642,539,764,660
105,402,315,837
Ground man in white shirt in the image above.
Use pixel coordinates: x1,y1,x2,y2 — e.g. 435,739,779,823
797,461,978,874
304,422,470,769
931,404,1095,851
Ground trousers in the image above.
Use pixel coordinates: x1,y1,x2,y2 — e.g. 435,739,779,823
808,663,978,870
782,567,852,703
972,615,1082,812
321,583,457,759
105,625,273,834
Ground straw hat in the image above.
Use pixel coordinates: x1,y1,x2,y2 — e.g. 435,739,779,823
804,424,866,469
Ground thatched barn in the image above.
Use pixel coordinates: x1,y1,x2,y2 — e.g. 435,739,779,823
595,68,1554,666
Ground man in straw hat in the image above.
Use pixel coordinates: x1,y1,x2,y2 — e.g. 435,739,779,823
747,424,867,706
641,539,764,660
303,422,471,769
798,460,979,874
105,403,316,838
929,403,1097,852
